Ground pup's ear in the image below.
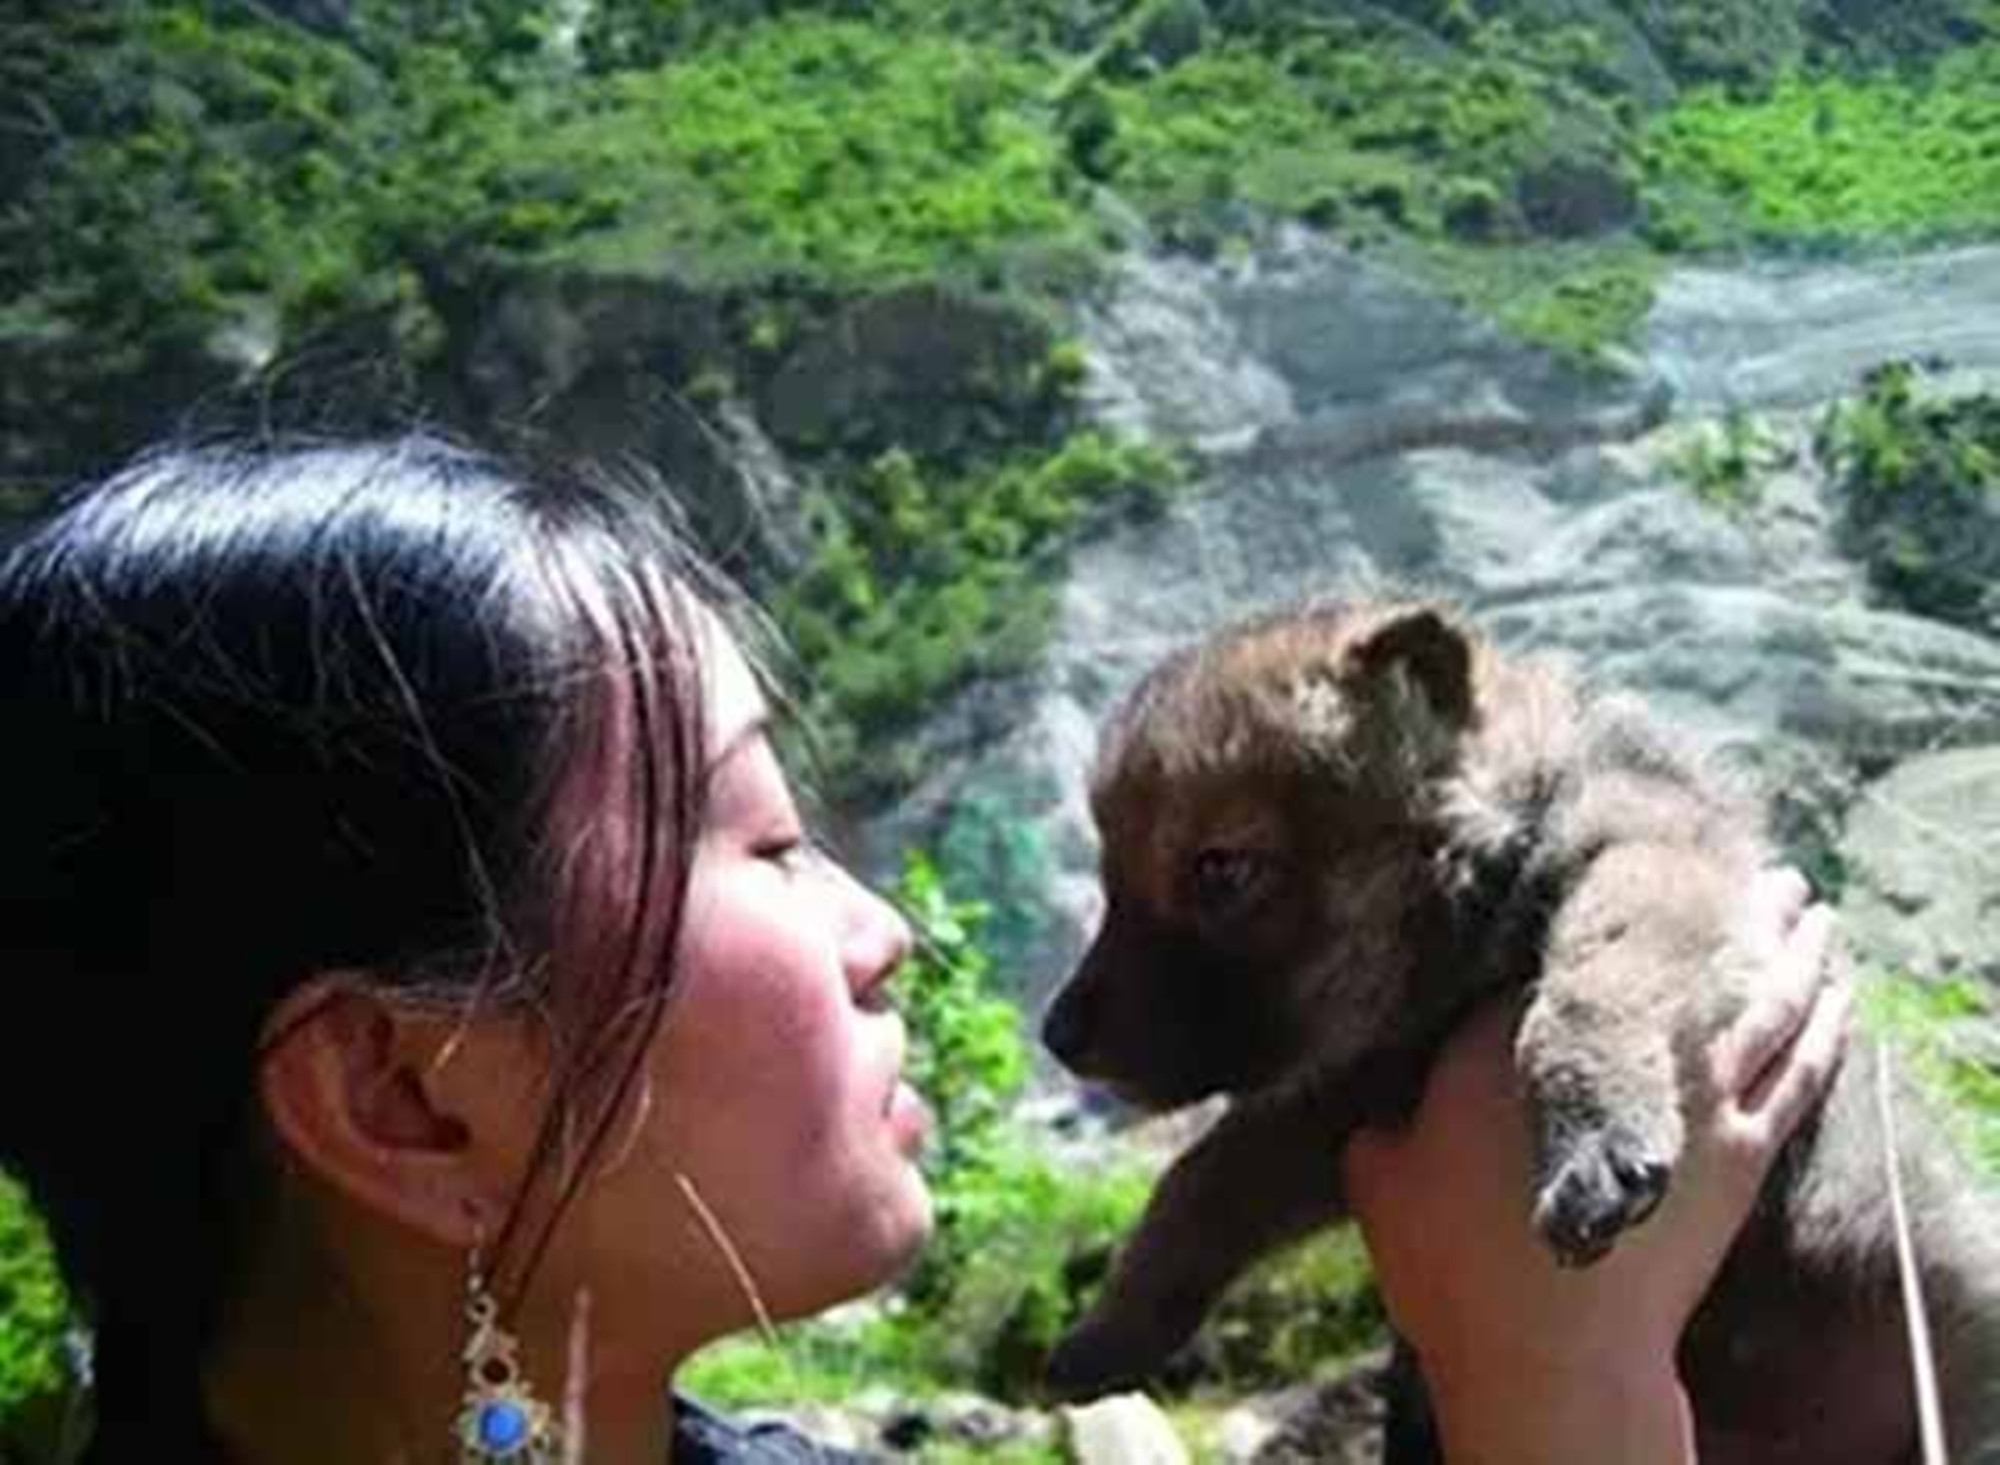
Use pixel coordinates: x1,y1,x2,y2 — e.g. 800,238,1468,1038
1351,606,1475,731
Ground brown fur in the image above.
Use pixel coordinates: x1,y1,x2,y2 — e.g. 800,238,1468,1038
1041,598,2000,1465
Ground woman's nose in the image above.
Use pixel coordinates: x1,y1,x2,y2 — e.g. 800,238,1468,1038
836,864,914,989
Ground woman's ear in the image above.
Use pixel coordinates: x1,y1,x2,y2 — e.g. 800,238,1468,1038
256,976,544,1249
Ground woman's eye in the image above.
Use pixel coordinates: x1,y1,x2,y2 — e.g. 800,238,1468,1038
756,835,811,871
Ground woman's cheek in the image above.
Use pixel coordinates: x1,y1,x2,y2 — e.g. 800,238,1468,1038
733,978,858,1146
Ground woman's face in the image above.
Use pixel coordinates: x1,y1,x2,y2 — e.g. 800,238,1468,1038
540,625,932,1365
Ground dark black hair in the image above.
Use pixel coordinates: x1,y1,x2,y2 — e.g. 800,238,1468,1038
0,435,746,1460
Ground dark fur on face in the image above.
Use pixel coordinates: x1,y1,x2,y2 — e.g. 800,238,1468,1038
1044,602,1490,1108
1039,598,2000,1465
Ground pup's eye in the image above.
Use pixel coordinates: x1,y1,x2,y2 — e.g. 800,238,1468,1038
1191,847,1270,915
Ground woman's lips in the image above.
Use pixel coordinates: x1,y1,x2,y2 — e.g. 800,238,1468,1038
886,1079,930,1154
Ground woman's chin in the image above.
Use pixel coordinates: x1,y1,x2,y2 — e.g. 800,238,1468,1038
855,1173,935,1291
877,1171,935,1271
807,1169,934,1302
773,1199,932,1324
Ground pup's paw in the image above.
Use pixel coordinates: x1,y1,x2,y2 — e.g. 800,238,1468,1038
1532,1124,1673,1267
1043,1315,1173,1402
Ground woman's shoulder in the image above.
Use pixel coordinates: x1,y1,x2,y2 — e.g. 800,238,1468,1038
673,1393,883,1464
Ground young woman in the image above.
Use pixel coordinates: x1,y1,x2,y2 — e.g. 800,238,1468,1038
0,435,1845,1463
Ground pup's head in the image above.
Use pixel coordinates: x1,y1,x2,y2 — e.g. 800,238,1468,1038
1041,600,1481,1110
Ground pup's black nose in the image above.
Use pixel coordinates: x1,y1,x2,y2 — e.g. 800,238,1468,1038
1041,987,1095,1070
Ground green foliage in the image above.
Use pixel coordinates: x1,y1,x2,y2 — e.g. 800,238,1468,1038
1646,44,2000,248
1674,407,1780,510
4,7,379,319
920,1139,1157,1398
577,0,1129,73
888,853,1156,1396
1197,1229,1384,1388
1,4,636,476
1651,0,1810,88
1822,362,1999,499
1421,240,1664,367
0,1176,73,1461
894,853,1032,1169
9,2,1185,797
775,433,1182,795
1441,175,1515,241
1490,251,1662,366
1039,339,1093,402
5,6,1096,475
11,0,1999,490
1129,0,1215,75
1817,363,2000,631
1860,976,2000,1178
555,18,1086,288
1091,28,1585,243
572,0,730,73
352,0,576,73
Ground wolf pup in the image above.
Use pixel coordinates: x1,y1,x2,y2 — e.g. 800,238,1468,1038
1041,598,2000,1465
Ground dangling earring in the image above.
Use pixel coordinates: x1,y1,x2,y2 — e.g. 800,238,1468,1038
455,1242,562,1463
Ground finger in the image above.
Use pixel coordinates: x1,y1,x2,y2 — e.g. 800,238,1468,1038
1731,956,1852,1144
1713,903,1835,1097
1752,865,1812,936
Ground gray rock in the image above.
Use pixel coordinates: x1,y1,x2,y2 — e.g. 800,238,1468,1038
867,243,2000,1024
1216,1400,1283,1464
1224,1350,1389,1465
1838,746,2000,987
880,1392,1056,1453
933,1393,1057,1449
1075,250,1298,448
1645,247,2000,412
1062,1393,1190,1465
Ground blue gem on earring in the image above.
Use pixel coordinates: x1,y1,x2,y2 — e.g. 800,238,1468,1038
477,1399,531,1455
